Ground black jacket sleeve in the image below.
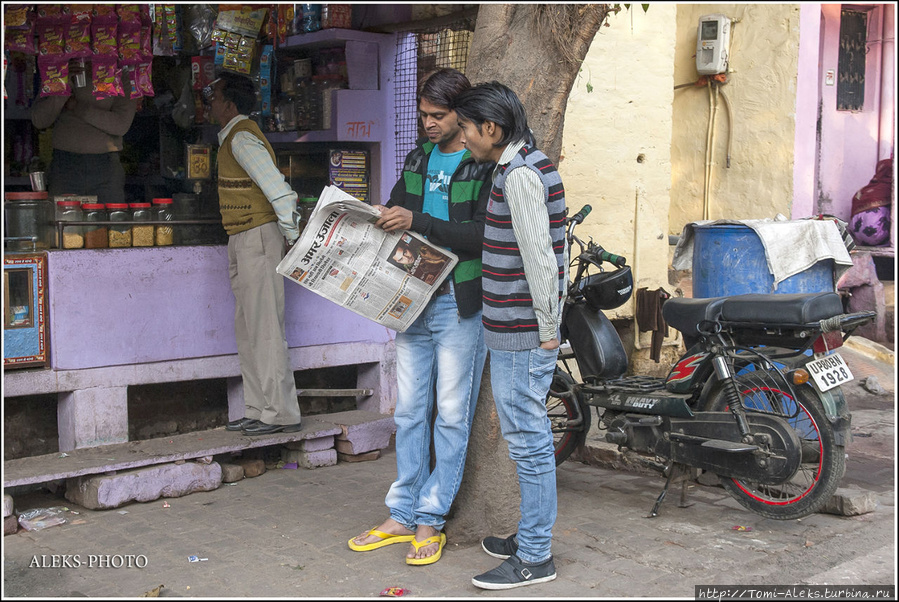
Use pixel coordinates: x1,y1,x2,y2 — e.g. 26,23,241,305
408,177,489,256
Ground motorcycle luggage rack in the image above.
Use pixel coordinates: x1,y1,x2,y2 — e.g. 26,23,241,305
585,375,667,393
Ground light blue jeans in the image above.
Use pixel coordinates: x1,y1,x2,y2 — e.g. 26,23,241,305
489,346,559,564
386,287,487,531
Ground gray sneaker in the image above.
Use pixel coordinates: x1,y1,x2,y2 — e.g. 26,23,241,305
471,554,557,590
481,534,519,559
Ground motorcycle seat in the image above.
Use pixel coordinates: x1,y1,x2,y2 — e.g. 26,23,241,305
662,297,727,334
719,292,843,325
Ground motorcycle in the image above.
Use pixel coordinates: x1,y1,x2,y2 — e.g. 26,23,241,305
548,206,876,520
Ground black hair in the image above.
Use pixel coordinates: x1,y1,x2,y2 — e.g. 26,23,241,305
218,71,258,115
418,68,471,109
451,82,531,147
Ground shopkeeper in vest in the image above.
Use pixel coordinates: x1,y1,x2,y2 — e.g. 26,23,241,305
204,71,304,436
30,59,137,204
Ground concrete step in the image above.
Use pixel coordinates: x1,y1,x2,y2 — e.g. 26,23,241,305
2,410,394,489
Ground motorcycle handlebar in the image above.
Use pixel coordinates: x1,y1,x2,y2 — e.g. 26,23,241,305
569,205,592,225
599,249,627,267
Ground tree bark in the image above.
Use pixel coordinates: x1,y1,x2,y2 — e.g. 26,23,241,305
463,4,613,165
446,4,615,543
445,358,520,544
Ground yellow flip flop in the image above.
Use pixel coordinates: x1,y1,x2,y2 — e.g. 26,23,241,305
348,528,415,552
405,532,447,566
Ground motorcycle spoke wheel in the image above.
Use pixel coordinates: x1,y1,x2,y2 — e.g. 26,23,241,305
547,368,591,466
706,375,845,520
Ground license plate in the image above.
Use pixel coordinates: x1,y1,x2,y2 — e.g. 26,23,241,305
806,352,854,392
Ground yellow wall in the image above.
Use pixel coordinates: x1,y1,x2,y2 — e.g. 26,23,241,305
560,4,677,320
670,4,801,233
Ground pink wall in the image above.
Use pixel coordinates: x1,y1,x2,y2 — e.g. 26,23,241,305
804,4,894,222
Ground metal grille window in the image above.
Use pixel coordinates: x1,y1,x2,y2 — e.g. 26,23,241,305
837,9,868,112
393,15,476,179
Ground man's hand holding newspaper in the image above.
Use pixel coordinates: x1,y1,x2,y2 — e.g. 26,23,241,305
276,186,458,332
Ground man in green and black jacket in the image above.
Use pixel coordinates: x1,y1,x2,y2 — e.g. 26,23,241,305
348,68,494,567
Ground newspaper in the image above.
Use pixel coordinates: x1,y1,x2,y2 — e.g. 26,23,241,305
276,186,458,332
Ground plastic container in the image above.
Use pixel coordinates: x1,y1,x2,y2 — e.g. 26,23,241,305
107,203,132,247
692,224,835,297
55,200,84,249
152,198,174,246
130,202,154,247
4,191,53,251
82,203,108,249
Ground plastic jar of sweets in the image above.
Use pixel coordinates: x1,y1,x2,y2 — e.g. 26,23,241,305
107,203,132,247
130,202,154,247
55,199,84,249
151,198,174,246
82,203,108,249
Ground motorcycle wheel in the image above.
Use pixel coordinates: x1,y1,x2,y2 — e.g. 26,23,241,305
548,368,592,466
705,374,845,520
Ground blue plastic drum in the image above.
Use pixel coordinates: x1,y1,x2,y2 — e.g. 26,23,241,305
692,224,834,298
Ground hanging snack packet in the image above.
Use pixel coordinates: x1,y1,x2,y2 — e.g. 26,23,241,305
68,5,93,22
36,4,70,23
118,22,142,65
135,62,154,97
91,5,117,22
92,55,123,99
91,20,118,56
5,25,36,54
5,4,33,29
139,24,152,60
37,21,67,56
38,55,71,96
64,20,92,58
117,4,142,26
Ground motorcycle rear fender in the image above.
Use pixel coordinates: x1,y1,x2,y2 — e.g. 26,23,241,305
562,302,628,380
803,383,851,446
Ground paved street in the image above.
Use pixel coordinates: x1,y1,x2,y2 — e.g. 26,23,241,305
2,342,896,598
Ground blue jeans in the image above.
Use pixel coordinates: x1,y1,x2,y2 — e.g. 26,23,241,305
489,346,559,563
387,287,487,531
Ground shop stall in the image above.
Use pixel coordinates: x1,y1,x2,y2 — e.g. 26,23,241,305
3,4,399,453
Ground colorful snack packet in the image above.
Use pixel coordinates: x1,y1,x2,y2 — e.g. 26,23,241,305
4,4,33,29
38,55,71,96
5,26,36,54
64,20,92,58
117,22,142,65
135,62,154,97
91,55,123,99
68,5,93,21
91,4,117,22
91,20,118,56
116,4,142,26
37,21,67,56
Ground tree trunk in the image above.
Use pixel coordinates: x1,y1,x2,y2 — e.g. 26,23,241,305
446,4,615,542
445,358,520,544
463,4,613,165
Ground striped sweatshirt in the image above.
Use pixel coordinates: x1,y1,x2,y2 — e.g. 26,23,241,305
482,141,568,351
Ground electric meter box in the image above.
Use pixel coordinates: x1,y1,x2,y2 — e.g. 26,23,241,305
696,14,730,75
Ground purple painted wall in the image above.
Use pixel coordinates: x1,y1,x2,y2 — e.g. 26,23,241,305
47,247,394,371
794,4,895,228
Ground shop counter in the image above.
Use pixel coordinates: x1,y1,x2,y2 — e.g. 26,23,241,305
4,245,397,451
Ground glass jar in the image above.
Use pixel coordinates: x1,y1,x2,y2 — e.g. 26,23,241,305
130,202,154,247
55,200,84,249
107,203,132,248
82,203,108,249
4,192,53,251
152,198,174,246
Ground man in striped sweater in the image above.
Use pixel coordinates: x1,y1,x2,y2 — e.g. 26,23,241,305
453,82,568,591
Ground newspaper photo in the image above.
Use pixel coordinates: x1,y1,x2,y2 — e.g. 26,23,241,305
276,186,458,332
